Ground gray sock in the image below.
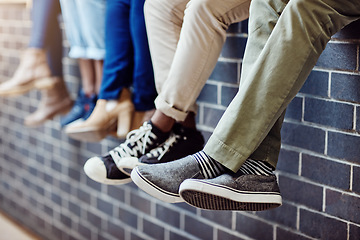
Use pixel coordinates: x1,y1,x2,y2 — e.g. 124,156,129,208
192,151,225,179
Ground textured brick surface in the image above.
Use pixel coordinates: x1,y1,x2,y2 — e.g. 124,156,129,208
0,4,359,240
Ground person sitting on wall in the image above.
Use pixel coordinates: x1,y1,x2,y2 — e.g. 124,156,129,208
82,0,251,185
130,0,360,211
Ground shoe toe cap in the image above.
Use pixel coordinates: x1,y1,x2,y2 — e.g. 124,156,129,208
83,156,108,183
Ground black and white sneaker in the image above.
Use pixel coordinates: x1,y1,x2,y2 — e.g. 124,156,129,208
179,172,282,211
117,123,205,175
83,121,169,184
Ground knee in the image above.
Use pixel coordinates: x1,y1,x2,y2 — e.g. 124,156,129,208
185,0,217,17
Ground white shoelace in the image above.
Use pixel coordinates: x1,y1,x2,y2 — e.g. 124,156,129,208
145,133,182,161
109,122,157,163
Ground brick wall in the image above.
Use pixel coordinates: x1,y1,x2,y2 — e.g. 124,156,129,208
0,4,359,240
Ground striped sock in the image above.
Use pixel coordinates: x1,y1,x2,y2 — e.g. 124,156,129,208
192,151,226,179
239,159,275,176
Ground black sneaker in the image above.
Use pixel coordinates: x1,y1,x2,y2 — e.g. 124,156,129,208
83,121,169,184
117,123,205,175
179,172,282,211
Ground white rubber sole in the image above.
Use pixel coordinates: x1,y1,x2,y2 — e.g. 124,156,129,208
131,167,184,203
83,157,132,185
179,179,282,211
116,157,145,176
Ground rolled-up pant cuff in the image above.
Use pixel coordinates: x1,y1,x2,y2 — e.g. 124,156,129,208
155,96,197,122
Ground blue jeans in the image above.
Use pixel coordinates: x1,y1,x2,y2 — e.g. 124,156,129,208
99,0,156,111
60,0,106,59
28,0,62,77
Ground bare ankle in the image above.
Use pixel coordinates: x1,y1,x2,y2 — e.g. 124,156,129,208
150,110,175,133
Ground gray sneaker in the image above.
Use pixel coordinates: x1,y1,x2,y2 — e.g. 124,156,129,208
131,155,205,203
179,172,282,211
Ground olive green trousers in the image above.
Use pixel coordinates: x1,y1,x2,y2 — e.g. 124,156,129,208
204,0,360,171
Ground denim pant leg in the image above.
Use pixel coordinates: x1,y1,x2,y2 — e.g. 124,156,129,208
204,0,360,172
60,0,86,58
29,0,62,76
129,0,156,111
99,0,133,100
76,0,106,60
146,0,250,121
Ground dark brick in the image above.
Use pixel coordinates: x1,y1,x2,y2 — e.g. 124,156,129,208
217,229,247,240
76,188,91,204
235,213,273,240
169,231,195,240
200,209,233,228
279,175,323,210
316,42,357,71
349,224,360,240
256,202,297,229
300,209,347,240
87,210,102,227
203,106,225,128
107,221,126,239
304,98,353,130
68,167,81,182
209,61,238,84
221,85,238,107
300,70,329,97
107,185,125,203
60,180,71,193
285,96,303,122
327,131,360,164
68,200,81,217
222,36,247,59
198,83,218,104
281,122,325,154
277,227,312,240
357,106,360,132
130,191,151,215
331,73,360,103
156,204,180,228
116,207,137,228
51,192,62,206
353,166,360,194
143,218,165,240
86,176,102,191
227,22,240,34
184,215,213,240
277,149,300,175
174,202,197,214
97,198,114,216
60,213,72,228
325,189,360,224
302,154,350,189
78,222,92,240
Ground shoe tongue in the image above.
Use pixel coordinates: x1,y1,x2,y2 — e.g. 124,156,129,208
148,121,170,142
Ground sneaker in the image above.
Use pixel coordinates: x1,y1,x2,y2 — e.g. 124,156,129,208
117,123,204,175
60,90,97,127
83,121,169,184
130,155,205,203
83,154,132,185
179,172,282,211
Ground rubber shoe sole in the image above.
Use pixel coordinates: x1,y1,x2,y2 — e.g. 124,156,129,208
179,179,282,211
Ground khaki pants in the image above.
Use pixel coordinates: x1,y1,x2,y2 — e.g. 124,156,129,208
144,0,251,121
204,0,360,171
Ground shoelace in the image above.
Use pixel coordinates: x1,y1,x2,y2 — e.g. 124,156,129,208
145,133,183,161
109,122,157,163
